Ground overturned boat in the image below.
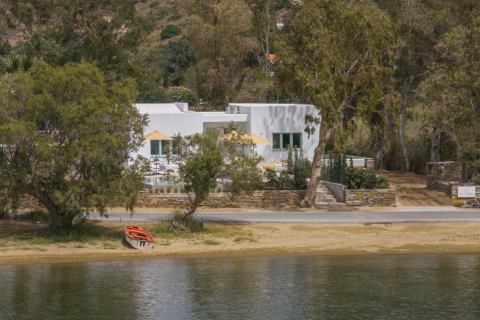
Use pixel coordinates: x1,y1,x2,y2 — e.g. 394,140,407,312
124,226,155,249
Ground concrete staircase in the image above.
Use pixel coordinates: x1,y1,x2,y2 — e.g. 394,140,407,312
315,182,344,208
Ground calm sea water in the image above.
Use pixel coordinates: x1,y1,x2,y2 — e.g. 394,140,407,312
1,254,479,320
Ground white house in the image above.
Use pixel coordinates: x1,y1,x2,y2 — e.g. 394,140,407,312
134,102,321,165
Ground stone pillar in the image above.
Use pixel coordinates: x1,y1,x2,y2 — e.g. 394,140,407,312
426,161,462,190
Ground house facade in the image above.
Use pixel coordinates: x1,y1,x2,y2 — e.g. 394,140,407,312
134,102,321,164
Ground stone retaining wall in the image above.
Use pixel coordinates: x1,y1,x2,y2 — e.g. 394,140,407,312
426,161,462,190
437,181,455,196
451,185,480,208
345,189,396,207
137,190,306,209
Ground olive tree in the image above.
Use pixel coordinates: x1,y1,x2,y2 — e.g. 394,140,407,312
0,62,147,230
179,132,263,220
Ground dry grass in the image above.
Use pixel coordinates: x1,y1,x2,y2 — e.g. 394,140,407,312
380,170,453,206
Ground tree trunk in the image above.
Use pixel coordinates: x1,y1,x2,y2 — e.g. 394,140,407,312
431,126,440,162
398,105,410,171
304,125,331,206
31,191,73,231
375,131,387,169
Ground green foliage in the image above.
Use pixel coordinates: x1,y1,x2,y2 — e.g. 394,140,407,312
165,86,197,105
0,62,147,230
225,156,263,197
184,0,257,107
344,168,390,190
264,152,311,190
0,54,33,74
7,0,146,81
180,133,223,214
321,154,348,185
160,24,182,40
276,0,395,200
345,167,365,190
170,209,204,233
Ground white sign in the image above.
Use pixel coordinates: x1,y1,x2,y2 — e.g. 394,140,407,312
458,186,476,198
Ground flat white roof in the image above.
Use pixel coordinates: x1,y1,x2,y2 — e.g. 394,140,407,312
201,112,248,123
135,103,182,114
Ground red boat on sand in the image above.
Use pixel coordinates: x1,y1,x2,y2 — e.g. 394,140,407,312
124,226,155,249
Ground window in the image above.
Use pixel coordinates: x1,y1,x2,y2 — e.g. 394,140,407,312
292,133,301,149
272,133,302,150
273,133,281,150
282,133,291,148
151,140,160,156
152,139,182,156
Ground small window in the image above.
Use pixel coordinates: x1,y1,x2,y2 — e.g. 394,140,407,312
151,140,160,156
273,133,281,150
292,133,301,149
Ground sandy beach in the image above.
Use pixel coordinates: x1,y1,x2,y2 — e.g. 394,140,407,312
1,220,480,264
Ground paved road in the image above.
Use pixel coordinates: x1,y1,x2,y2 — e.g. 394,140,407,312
90,209,480,224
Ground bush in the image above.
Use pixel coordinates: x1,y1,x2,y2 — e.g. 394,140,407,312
166,86,197,105
264,148,312,190
345,167,364,189
345,167,389,189
160,24,182,40
170,209,204,233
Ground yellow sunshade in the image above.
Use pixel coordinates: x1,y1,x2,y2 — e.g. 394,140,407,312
262,162,276,170
249,134,272,145
223,131,272,145
145,130,173,141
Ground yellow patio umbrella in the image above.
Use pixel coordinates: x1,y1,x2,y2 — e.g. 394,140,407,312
249,134,272,145
144,130,173,141
223,131,272,145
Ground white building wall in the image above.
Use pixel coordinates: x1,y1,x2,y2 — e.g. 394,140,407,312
131,103,321,165
230,104,321,163
135,113,204,159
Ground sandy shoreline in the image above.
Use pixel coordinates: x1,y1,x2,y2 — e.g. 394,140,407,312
2,221,480,264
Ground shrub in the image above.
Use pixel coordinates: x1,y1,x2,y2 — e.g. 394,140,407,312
345,167,389,189
264,151,311,190
170,209,204,233
375,175,390,189
362,169,378,189
160,24,182,40
345,167,364,189
264,168,279,189
166,86,197,105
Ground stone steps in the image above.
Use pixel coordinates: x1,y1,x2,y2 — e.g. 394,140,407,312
314,182,342,208
315,182,345,209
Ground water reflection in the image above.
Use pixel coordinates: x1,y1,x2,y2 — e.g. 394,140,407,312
1,254,480,320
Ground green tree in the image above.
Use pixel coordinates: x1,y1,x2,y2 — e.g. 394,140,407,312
276,0,395,205
418,12,480,182
180,133,223,216
6,0,146,81
0,62,147,230
183,0,257,107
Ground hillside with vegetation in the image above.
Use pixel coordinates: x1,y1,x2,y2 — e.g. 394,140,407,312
1,0,479,208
